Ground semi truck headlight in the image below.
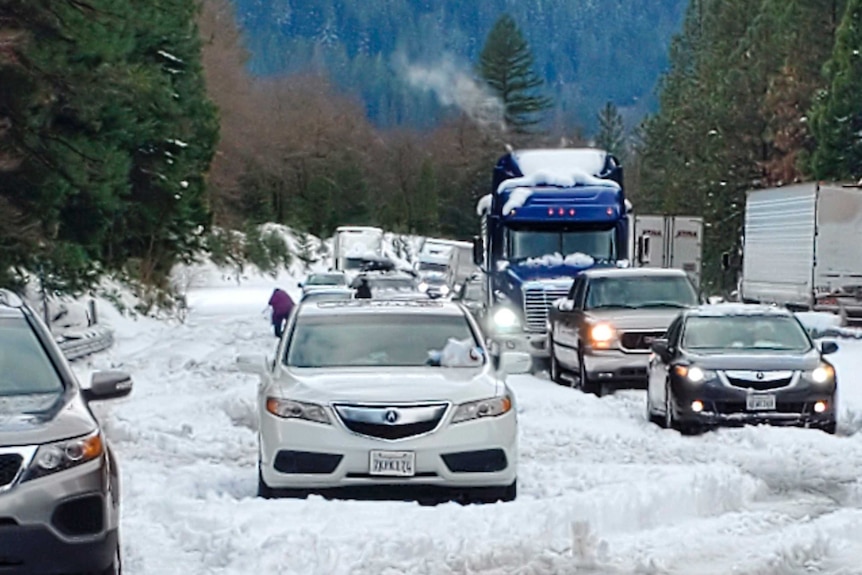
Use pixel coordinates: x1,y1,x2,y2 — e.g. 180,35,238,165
492,307,520,330
418,282,429,293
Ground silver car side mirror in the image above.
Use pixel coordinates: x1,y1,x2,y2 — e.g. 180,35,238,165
499,352,532,375
84,371,133,402
237,354,268,375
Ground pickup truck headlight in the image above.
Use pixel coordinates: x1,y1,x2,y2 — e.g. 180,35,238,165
588,323,616,348
266,397,331,424
452,395,513,423
22,431,104,482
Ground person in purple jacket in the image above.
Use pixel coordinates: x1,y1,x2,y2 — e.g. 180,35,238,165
268,288,295,338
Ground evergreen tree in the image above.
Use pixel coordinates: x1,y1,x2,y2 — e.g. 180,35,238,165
595,102,626,160
809,0,862,180
477,14,552,132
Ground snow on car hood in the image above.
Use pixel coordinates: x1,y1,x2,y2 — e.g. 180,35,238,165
685,349,823,372
271,366,501,405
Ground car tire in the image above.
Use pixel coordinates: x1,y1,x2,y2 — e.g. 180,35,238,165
466,481,517,504
257,467,277,499
646,393,663,427
663,381,675,430
821,421,837,435
549,338,566,385
578,349,599,396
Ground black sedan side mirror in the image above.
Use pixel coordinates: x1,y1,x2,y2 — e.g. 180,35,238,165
820,340,839,355
650,338,671,361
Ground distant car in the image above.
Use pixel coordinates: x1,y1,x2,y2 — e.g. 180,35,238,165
548,268,700,395
0,290,133,574
299,272,348,295
417,272,452,299
647,304,838,434
300,288,354,304
453,275,487,326
239,299,530,503
350,271,425,299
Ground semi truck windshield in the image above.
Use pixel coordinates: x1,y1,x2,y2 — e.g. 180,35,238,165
506,226,617,261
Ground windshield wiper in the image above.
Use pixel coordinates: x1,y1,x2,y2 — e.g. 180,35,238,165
587,304,639,310
635,302,691,309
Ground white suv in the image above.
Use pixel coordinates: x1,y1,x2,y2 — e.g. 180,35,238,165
239,299,530,503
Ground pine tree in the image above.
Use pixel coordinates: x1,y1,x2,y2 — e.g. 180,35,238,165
477,14,552,133
809,0,862,180
595,102,626,160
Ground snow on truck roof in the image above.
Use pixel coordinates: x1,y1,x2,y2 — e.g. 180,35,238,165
297,299,465,318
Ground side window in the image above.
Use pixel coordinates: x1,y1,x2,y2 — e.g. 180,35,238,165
572,278,588,310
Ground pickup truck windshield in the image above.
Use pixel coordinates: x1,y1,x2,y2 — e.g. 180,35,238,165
285,314,479,367
506,226,616,261
585,276,698,310
0,317,64,397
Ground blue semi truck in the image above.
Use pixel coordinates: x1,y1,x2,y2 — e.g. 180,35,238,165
472,148,631,358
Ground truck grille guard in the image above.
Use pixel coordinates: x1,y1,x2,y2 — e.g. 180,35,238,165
522,281,572,333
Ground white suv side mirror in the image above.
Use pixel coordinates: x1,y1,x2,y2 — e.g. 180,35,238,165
499,352,532,375
236,354,269,375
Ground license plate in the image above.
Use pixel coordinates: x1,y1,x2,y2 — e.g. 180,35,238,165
746,395,776,411
369,451,415,477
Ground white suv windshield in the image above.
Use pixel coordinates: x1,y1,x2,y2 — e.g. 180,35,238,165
286,314,479,368
0,317,64,397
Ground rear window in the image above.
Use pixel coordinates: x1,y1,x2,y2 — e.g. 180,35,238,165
0,317,64,396
285,313,479,368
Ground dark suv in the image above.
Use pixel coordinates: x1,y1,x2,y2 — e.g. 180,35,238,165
0,290,133,574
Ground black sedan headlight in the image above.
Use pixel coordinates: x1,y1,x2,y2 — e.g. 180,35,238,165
805,363,836,385
673,365,717,383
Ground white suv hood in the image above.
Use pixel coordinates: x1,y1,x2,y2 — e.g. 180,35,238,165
270,366,502,405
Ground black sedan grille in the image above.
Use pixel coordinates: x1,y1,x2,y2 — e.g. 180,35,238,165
342,419,441,440
714,401,807,415
0,454,22,488
726,377,792,391
619,331,665,351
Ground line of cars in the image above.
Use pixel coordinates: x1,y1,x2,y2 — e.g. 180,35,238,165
542,268,839,434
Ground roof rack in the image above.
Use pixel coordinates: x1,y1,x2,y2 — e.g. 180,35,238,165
0,289,24,308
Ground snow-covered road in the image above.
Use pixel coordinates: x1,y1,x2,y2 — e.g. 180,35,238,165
74,284,862,575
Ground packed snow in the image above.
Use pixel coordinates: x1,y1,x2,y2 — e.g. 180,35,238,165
497,170,619,195
522,252,596,268
66,258,862,575
513,149,610,179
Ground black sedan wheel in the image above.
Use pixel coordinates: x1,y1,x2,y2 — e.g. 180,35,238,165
663,382,674,429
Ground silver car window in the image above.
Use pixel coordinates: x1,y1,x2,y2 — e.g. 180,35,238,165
285,314,479,368
0,317,64,396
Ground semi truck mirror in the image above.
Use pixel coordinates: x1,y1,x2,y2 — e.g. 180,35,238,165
637,236,651,264
472,236,483,266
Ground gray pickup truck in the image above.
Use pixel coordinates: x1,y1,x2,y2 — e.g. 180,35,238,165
547,268,700,395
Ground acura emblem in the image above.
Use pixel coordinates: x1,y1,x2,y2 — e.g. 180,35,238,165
384,409,399,424
756,372,764,380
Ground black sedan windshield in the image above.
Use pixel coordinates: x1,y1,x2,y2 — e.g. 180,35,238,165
286,314,478,368
682,315,812,352
0,318,64,397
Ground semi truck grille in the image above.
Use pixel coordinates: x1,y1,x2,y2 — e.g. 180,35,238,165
0,454,22,488
523,287,570,333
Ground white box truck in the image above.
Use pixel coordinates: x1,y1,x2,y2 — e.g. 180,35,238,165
739,182,862,323
632,215,704,288
332,226,384,273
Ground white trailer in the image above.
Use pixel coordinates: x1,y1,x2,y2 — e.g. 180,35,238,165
740,182,862,323
632,215,704,288
332,226,384,273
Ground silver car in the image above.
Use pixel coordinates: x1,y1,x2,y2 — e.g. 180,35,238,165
0,290,133,574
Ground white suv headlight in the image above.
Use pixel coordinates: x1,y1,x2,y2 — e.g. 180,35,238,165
452,395,513,423
265,397,331,424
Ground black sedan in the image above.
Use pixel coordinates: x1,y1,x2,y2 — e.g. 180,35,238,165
646,305,839,433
